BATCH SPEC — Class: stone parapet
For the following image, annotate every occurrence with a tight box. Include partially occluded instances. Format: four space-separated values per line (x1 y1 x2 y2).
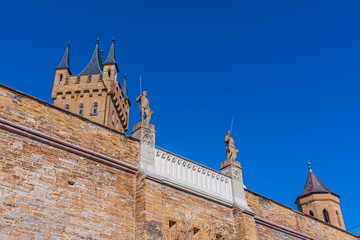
154 147 233 205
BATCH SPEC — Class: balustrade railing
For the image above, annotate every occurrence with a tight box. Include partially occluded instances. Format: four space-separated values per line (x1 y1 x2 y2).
155 148 233 203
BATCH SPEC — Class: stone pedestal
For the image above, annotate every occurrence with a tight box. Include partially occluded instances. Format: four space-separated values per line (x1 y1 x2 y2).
132 121 156 175
132 122 163 239
220 159 254 215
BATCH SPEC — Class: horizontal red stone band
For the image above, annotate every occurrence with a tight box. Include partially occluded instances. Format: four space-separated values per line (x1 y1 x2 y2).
255 216 312 240
0 118 138 174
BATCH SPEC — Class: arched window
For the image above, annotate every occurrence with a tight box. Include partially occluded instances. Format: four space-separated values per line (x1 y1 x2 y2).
59 74 63 84
116 120 119 129
78 104 84 116
323 209 331 224
92 102 98 115
112 110 115 125
108 70 111 80
309 211 314 217
64 104 70 111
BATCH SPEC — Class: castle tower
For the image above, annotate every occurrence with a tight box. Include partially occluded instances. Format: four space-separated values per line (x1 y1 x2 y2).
295 163 345 229
51 39 130 132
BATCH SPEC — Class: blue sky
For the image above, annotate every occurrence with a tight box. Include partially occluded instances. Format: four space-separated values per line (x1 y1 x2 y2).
1 0 359 233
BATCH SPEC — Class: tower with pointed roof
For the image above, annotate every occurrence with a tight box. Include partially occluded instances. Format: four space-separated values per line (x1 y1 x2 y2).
295 163 345 230
51 39 130 132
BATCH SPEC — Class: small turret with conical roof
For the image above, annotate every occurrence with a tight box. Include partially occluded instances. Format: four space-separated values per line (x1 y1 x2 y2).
55 43 70 72
296 162 345 230
51 38 130 132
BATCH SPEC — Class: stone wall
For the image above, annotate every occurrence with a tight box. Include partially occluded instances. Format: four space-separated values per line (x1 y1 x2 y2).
0 84 138 166
246 189 359 240
136 176 237 240
0 83 359 239
0 84 139 239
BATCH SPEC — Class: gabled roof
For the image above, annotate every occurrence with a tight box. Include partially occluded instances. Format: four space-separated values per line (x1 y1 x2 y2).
55 43 70 70
298 169 333 198
80 40 103 75
104 38 116 65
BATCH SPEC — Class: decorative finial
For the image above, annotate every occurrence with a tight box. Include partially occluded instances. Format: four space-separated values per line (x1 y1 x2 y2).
96 37 99 44
308 161 312 172
100 49 103 56
67 42 70 47
112 36 115 43
124 73 127 78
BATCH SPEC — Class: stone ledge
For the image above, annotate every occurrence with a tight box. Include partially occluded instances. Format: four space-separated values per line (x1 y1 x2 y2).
0 117 138 174
255 216 312 240
145 174 234 208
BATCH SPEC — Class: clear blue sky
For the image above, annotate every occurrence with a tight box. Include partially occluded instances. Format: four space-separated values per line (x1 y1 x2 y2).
1 0 359 233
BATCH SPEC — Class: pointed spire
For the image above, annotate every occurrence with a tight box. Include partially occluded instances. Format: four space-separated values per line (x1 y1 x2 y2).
122 73 128 99
56 43 70 70
104 37 117 65
79 39 103 75
298 165 332 198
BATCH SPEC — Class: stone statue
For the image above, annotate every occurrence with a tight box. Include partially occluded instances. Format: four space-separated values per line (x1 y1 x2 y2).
225 131 239 161
136 91 153 124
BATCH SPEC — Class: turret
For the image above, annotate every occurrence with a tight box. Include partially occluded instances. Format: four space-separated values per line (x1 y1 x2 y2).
295 163 345 229
51 39 130 132
53 43 71 98
103 37 118 84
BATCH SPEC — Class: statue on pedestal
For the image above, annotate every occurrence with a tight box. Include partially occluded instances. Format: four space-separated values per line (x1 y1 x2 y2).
225 131 239 162
136 91 153 124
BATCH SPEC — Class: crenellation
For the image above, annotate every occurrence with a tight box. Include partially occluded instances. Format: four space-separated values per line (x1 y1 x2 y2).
51 41 129 132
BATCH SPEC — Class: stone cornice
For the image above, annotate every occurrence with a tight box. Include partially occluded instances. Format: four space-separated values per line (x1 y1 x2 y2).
0 118 138 174
254 216 312 240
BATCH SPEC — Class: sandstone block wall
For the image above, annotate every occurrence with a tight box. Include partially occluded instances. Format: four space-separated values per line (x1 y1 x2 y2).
1 83 359 239
0 129 135 239
246 189 358 240
152 179 236 239
0 84 139 239
0 84 138 166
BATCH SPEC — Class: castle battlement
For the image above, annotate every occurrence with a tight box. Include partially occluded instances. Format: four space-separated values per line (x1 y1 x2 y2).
51 39 130 132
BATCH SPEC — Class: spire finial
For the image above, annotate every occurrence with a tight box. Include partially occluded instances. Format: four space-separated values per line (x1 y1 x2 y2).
112 36 115 43
55 42 71 70
79 40 103 75
104 38 117 66
122 73 129 99
308 161 312 172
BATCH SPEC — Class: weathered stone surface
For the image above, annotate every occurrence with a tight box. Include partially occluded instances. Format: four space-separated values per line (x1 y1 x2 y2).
246 189 358 240
0 83 358 239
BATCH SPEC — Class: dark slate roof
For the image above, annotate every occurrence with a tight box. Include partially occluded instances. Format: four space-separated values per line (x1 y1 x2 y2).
122 74 128 99
298 170 332 197
80 40 103 75
56 43 70 70
104 38 117 65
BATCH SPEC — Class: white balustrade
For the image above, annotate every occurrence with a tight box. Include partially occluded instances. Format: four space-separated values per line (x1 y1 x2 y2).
155 148 233 203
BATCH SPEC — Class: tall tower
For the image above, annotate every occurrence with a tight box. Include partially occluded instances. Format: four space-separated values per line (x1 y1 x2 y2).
51 39 130 132
295 163 345 229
